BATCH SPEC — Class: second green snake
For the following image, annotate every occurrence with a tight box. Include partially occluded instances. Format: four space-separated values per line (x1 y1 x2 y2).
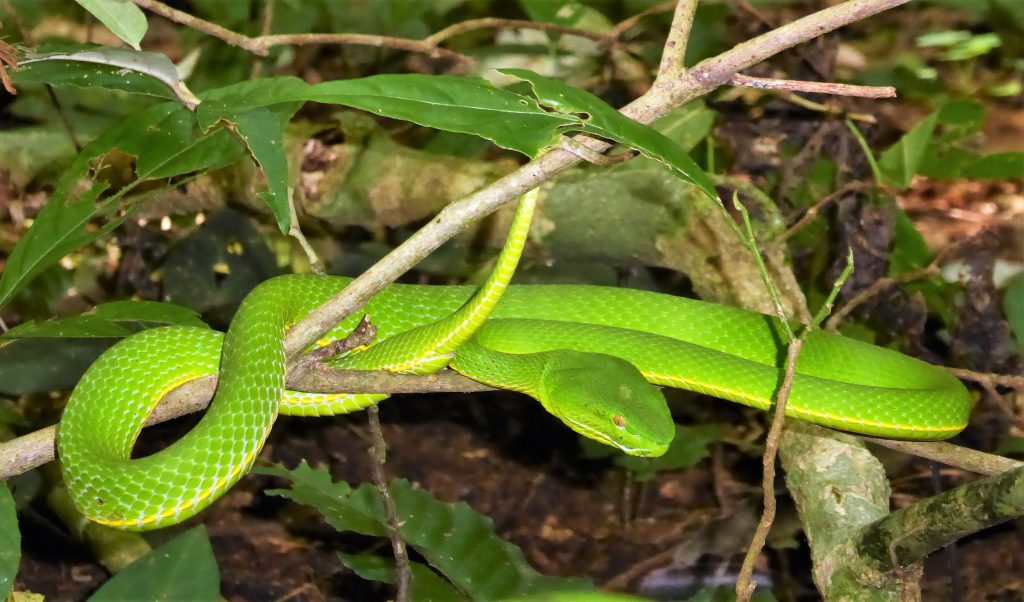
57 189 971 531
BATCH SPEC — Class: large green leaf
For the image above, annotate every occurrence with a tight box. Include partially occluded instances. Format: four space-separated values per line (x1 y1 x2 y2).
0 483 19 601
74 1 148 50
89 526 219 601
261 463 590 600
962 152 1024 179
214 107 291 232
18 48 180 100
2 300 205 340
304 75 575 156
200 75 573 157
500 69 716 199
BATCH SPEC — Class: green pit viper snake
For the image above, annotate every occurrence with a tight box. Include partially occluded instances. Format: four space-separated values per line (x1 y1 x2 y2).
57 188 971 531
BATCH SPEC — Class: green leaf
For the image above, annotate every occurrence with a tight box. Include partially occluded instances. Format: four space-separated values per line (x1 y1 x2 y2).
499 69 717 199
15 50 179 100
0 483 20 601
878 109 939 189
212 107 291 232
89 526 219 602
198 75 569 158
261 463 590 600
962 152 1024 179
2 300 205 340
304 75 575 157
889 207 933 275
1005 273 1024 351
580 425 718 481
74 0 148 50
338 553 468 602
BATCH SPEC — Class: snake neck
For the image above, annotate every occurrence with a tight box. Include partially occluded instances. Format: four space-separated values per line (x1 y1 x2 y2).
338 187 539 374
430 186 538 356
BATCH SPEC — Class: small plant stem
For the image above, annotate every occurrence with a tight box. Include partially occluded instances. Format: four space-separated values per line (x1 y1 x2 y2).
366 406 411 602
286 188 324 274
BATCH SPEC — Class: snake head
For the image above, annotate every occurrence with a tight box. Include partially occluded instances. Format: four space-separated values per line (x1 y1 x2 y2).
537 351 674 457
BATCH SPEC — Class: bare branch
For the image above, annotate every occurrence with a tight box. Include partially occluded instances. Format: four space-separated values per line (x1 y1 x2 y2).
0 369 493 480
260 33 469 64
655 0 698 81
424 17 607 46
131 0 268 55
736 338 803 601
729 73 896 98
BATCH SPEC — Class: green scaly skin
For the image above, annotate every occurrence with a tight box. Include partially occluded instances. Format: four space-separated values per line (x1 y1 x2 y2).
57 189 971 531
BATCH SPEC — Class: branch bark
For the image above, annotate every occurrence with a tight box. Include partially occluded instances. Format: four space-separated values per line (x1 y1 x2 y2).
0 369 493 480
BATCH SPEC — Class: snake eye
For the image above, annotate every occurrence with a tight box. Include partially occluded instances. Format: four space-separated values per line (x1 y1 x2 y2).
612 415 627 429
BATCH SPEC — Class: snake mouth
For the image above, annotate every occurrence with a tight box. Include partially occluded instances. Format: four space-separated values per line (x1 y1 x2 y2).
559 414 668 457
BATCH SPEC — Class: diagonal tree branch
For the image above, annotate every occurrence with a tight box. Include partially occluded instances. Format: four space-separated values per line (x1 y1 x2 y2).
281 0 914 362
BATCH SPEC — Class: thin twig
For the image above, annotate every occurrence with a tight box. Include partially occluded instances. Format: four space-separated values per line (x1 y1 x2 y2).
825 266 939 330
424 17 607 46
131 0 268 55
736 338 804 601
296 317 377 365
729 73 896 98
944 368 1024 391
250 0 276 79
366 406 411 602
769 181 874 251
260 33 468 64
655 0 698 81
